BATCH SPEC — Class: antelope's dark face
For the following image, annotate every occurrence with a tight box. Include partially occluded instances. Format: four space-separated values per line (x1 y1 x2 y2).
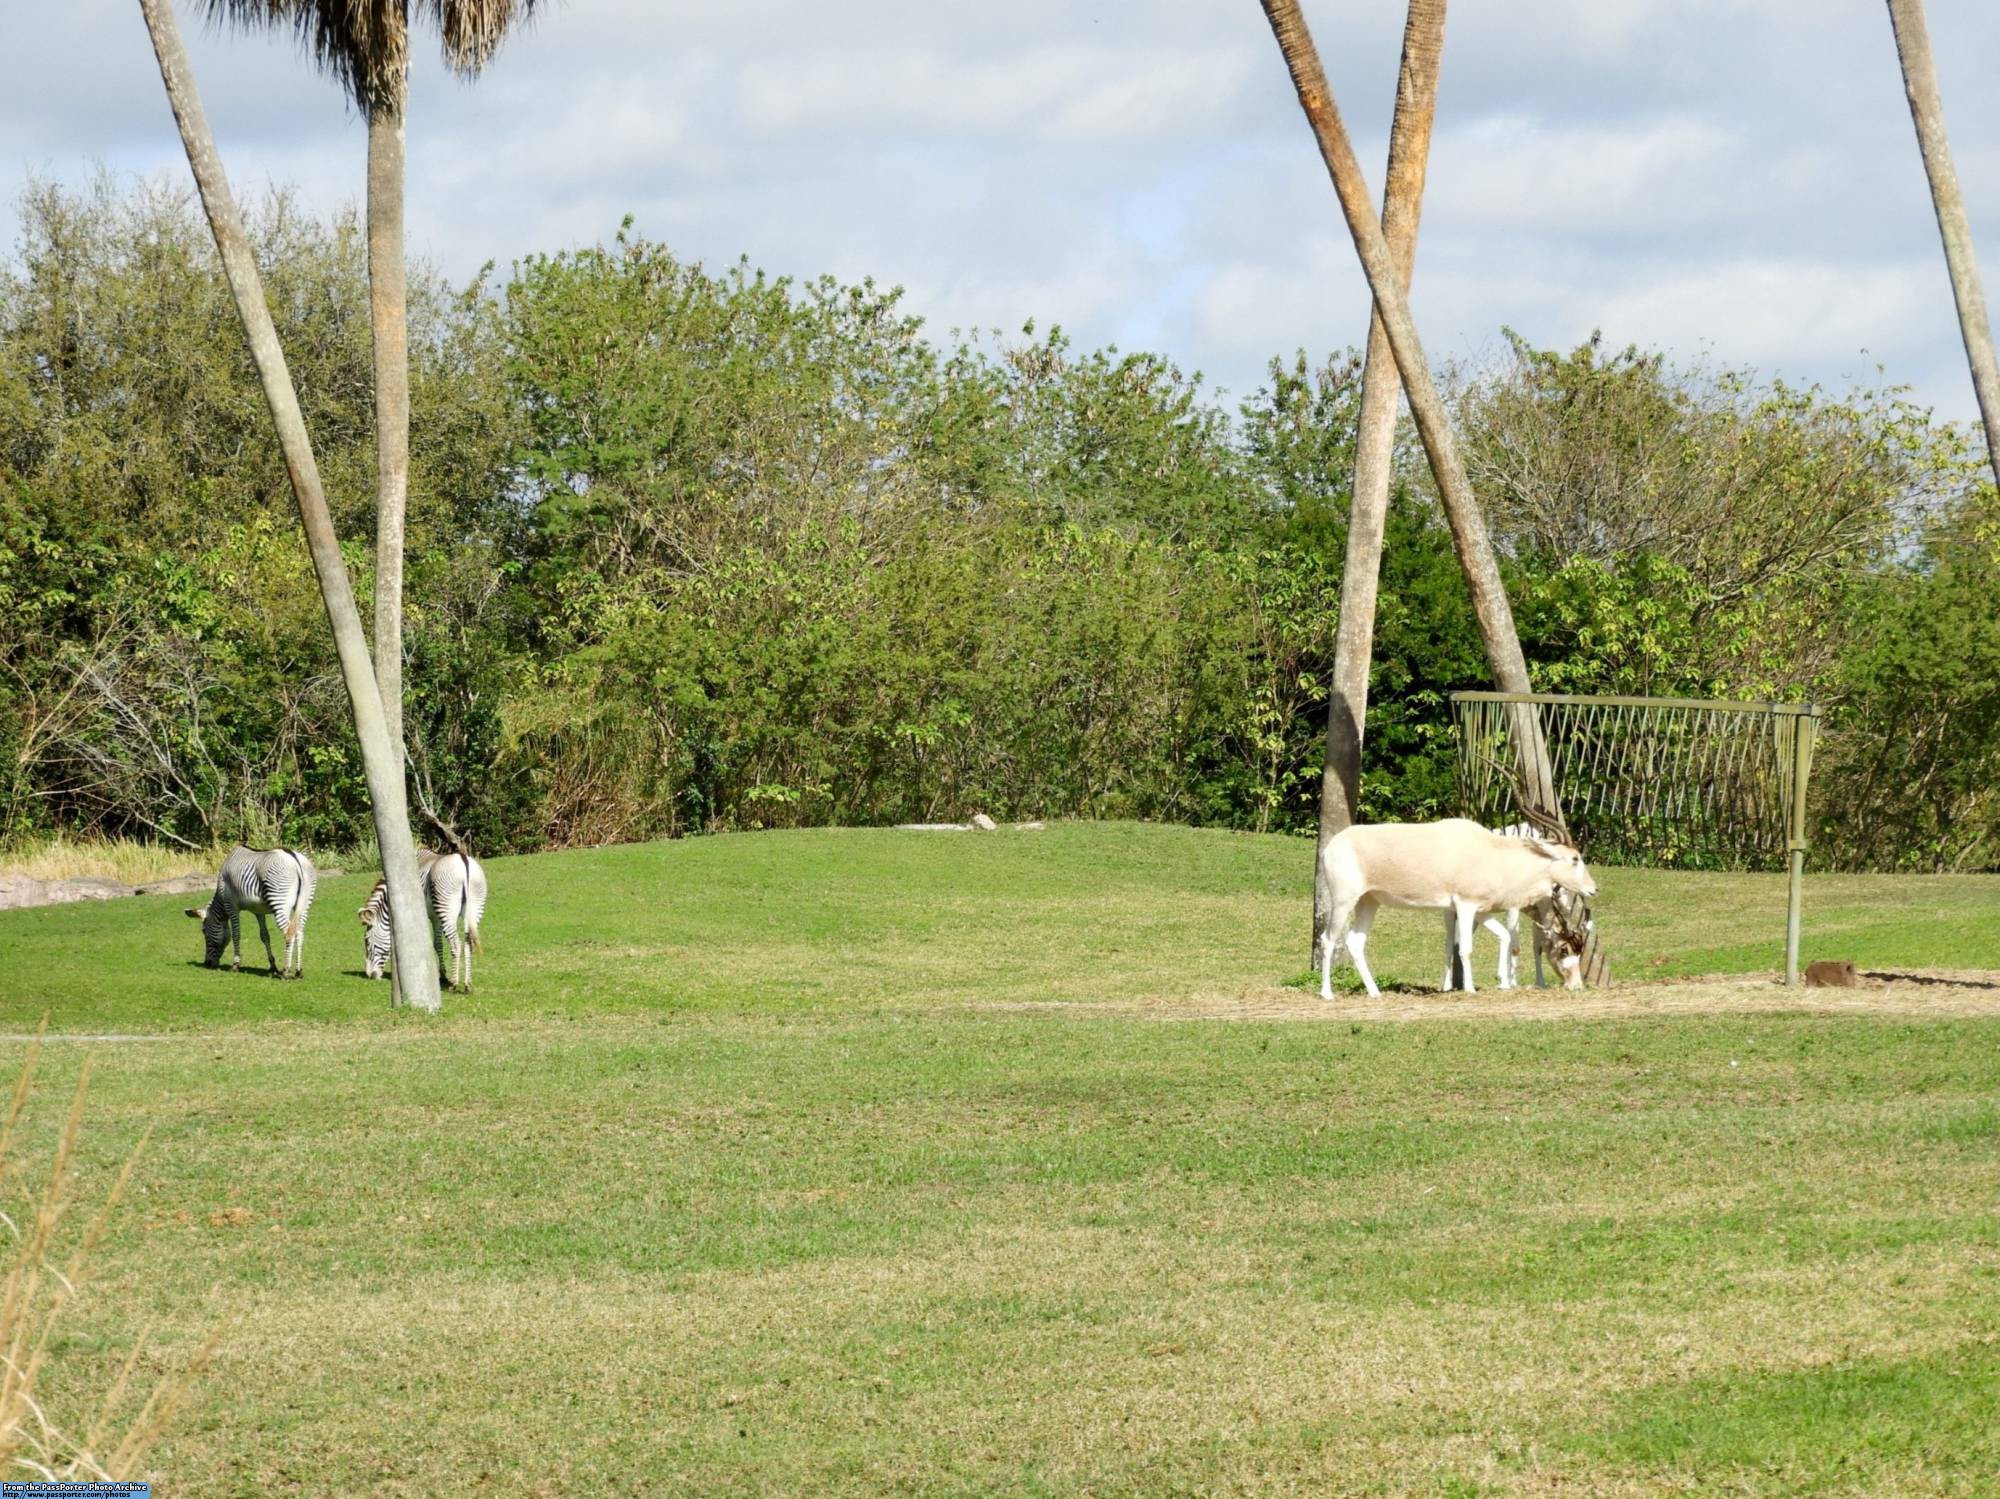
1538 909 1593 990
184 899 227 967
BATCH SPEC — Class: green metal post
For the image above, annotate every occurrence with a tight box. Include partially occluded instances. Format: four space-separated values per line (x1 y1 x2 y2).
1784 706 1817 986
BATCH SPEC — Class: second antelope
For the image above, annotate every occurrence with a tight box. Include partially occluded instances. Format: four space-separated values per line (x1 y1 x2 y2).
1442 823 1593 992
360 848 488 992
1318 819 1597 1000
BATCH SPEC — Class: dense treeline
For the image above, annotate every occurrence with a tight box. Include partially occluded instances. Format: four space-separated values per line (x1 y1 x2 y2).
2 178 1995 869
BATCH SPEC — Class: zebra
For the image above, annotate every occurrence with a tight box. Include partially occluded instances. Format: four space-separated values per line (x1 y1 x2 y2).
185 845 317 978
359 848 488 991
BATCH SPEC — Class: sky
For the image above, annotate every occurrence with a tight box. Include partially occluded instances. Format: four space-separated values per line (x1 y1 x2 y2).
5 0 1999 421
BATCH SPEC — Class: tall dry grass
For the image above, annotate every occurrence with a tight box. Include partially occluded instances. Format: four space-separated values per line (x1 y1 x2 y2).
0 1024 210 1482
0 835 362 887
0 837 223 887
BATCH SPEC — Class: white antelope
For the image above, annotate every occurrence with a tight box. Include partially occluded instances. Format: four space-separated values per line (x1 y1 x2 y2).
1318 819 1597 1000
1440 823 1592 992
359 848 488 992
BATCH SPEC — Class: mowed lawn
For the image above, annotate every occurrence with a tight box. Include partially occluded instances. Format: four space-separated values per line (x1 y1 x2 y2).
1 824 1997 1495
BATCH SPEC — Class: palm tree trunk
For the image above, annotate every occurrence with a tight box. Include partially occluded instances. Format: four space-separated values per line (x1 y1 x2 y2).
1314 0 1447 953
1257 0 1531 700
138 0 441 1012
1262 0 1567 979
1885 0 2000 491
368 79 412 771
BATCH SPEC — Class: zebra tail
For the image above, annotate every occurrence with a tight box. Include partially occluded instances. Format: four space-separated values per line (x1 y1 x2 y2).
284 848 307 941
461 855 479 949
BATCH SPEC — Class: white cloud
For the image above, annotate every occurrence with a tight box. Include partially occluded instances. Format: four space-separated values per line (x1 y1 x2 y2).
3 0 1998 424
1592 258 1941 366
737 44 1257 146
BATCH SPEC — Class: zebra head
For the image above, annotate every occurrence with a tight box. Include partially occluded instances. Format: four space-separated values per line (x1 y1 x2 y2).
357 880 393 979
184 897 228 968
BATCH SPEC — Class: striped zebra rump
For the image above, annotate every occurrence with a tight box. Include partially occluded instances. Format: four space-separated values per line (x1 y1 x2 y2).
360 849 488 987
187 844 316 975
425 853 488 949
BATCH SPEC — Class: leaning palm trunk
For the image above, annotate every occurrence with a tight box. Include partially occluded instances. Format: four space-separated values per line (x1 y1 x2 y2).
368 73 412 772
1260 0 1567 973
1314 0 1447 953
1257 0 1531 699
139 0 440 1011
1885 0 2000 491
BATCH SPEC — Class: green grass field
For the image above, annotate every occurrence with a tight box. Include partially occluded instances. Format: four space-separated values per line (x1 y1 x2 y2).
3 824 1998 1495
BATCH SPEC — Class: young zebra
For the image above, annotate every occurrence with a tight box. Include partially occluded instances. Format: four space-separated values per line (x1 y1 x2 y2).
359 848 488 992
185 845 317 978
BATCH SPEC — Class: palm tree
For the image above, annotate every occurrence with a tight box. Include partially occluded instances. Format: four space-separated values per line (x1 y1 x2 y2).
1314 0 1447 952
1885 0 2000 491
1257 0 1530 699
137 0 441 1009
202 1 541 768
1259 0 1567 978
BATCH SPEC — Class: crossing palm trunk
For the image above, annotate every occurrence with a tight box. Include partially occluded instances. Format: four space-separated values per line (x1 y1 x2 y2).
1257 0 1532 701
1885 0 2000 492
368 74 412 772
1260 0 1566 981
1314 0 1447 955
139 0 441 1011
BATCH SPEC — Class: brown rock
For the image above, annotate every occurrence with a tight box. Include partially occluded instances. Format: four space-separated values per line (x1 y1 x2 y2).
1804 959 1859 987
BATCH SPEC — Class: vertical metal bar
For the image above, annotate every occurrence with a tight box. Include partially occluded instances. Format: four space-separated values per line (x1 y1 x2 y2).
1784 706 1813 986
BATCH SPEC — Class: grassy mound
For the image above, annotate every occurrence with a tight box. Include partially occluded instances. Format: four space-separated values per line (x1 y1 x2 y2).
5 822 1997 1030
1 824 1996 1494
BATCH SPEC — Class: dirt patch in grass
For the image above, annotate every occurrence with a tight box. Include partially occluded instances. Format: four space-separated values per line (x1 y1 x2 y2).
991 968 2000 1023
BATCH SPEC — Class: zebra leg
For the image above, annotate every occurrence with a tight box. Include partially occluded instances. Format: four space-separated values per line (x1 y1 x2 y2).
230 909 244 972
432 916 451 992
254 912 280 976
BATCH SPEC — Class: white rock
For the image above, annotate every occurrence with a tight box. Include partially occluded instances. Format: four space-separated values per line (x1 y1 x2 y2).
0 874 135 911
970 813 998 831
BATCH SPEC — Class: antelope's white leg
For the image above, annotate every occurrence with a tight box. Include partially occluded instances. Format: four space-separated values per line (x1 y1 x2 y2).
1451 901 1478 993
1346 900 1380 998
1483 913 1515 989
1319 904 1352 1001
